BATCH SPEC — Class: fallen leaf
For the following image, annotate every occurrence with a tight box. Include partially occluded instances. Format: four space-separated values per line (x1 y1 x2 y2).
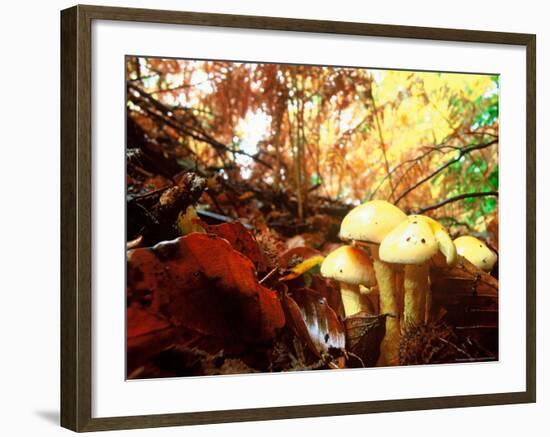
286 288 345 355
176 206 205 235
127 304 179 373
309 275 345 320
202 221 267 271
280 255 325 281
281 294 321 358
344 312 388 367
127 234 285 344
279 246 322 269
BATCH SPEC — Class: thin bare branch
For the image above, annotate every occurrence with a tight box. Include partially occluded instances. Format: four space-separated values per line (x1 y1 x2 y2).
394 139 498 205
414 191 498 214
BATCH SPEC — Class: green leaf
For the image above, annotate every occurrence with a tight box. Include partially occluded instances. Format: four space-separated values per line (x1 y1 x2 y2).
481 196 497 214
488 167 499 190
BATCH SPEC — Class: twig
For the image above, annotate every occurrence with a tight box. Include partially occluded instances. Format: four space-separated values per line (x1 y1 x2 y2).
346 351 366 368
259 267 278 284
394 139 498 205
414 191 498 214
128 83 273 169
435 216 474 231
438 336 470 358
366 83 396 197
369 142 455 200
205 191 227 217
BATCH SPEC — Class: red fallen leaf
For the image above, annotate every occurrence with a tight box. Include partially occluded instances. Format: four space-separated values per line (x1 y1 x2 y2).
127 303 171 338
127 234 285 344
285 288 345 355
127 246 176 308
127 304 180 373
202 221 267 271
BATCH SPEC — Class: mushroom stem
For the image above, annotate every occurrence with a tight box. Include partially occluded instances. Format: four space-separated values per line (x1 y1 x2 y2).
425 285 432 324
403 263 430 328
340 283 364 317
372 249 400 366
394 269 404 333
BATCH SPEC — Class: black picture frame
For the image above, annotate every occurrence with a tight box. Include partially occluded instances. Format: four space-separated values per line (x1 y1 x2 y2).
61 4 536 432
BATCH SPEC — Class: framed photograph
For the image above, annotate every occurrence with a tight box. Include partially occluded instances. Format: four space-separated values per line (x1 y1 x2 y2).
60 4 536 432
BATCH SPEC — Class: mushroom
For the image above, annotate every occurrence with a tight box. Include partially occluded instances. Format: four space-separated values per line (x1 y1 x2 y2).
421 215 457 268
379 215 455 328
454 236 497 272
339 200 407 366
418 216 457 323
320 245 377 317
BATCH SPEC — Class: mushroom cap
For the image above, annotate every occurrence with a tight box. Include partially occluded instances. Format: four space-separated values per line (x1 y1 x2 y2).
320 245 376 286
454 236 497 271
415 215 457 267
379 216 439 264
339 200 407 244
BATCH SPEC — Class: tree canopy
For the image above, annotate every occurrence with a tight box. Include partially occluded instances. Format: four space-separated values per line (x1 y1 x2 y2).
127 57 498 234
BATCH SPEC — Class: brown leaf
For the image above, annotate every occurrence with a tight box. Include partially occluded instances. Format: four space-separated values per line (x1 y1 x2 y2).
127 234 285 344
309 275 345 320
127 304 179 373
430 255 499 353
203 221 267 271
344 312 388 367
281 293 321 359
431 255 498 303
286 288 345 355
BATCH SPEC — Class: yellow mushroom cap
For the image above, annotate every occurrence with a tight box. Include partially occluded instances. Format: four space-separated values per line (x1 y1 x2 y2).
379 216 439 264
414 215 457 267
454 236 497 271
339 200 407 244
320 245 376 286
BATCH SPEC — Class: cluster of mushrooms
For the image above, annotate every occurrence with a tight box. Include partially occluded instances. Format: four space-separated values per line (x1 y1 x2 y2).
320 200 497 366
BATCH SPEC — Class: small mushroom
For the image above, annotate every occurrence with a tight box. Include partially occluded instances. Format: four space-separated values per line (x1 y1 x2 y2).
421 215 457 267
454 235 497 272
379 215 454 328
320 245 376 318
417 216 457 323
339 200 407 365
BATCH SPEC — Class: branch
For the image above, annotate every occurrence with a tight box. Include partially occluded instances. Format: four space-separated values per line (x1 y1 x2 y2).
435 216 474 231
414 191 498 214
369 141 459 200
128 83 273 169
394 139 498 205
366 84 396 196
